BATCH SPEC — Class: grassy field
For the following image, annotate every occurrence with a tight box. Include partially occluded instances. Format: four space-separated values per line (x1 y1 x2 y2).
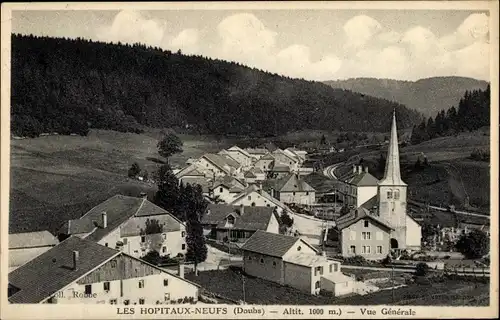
9 129 237 234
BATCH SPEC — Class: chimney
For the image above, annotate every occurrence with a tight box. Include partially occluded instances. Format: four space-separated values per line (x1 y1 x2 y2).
358 166 363 174
72 250 79 271
365 166 369 173
101 211 108 229
239 204 245 215
178 261 185 279
352 165 356 174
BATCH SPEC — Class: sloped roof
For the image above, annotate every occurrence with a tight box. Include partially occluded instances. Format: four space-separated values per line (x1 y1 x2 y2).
273 148 298 163
213 175 246 189
229 185 290 212
245 148 268 155
227 146 252 158
260 153 275 161
175 163 204 178
244 171 257 178
203 153 241 172
347 172 379 186
321 273 354 284
284 253 326 267
9 231 59 249
276 174 316 192
272 163 291 172
202 204 274 231
335 208 393 231
8 236 119 303
241 230 301 258
251 167 264 174
360 195 379 211
59 195 170 242
120 214 183 237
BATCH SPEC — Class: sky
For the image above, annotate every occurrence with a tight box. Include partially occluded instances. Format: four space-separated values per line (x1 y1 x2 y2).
12 9 491 81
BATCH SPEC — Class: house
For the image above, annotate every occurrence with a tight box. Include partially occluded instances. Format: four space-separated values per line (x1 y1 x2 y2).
195 153 242 178
334 208 393 260
335 111 422 258
273 174 316 205
270 163 293 179
201 204 280 242
175 164 207 180
229 184 291 216
253 153 275 173
9 231 59 272
244 167 266 183
224 146 254 168
209 182 244 203
8 236 199 304
286 147 308 162
241 231 354 296
244 148 269 160
272 149 299 170
337 165 379 208
57 195 187 259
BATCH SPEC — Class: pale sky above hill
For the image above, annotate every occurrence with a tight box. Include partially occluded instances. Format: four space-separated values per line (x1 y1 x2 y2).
12 9 491 81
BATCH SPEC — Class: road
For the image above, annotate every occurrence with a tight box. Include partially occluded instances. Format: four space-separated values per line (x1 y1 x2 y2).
323 162 343 180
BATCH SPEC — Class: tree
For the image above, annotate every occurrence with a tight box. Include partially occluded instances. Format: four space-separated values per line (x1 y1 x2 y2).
128 162 141 178
183 184 208 273
157 133 183 162
154 164 180 214
142 170 149 181
455 229 489 259
141 218 164 235
415 262 429 276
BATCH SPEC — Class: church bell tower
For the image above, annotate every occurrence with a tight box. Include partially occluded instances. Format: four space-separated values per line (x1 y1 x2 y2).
378 110 408 249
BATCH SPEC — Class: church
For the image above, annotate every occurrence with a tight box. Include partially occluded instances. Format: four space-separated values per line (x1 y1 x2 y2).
335 111 422 260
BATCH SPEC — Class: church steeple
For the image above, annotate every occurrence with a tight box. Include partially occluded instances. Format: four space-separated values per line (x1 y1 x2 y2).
379 110 406 186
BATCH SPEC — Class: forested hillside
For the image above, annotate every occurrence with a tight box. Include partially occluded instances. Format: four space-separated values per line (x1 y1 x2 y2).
325 77 489 117
11 34 423 138
410 86 490 145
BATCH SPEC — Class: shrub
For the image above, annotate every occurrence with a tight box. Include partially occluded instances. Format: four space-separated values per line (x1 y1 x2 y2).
319 289 334 297
415 262 430 276
344 255 368 266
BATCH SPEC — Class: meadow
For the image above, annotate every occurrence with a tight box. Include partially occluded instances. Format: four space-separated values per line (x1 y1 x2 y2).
9 129 236 234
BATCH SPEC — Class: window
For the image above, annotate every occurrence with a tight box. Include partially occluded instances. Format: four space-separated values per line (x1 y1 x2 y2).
260 258 264 264
220 187 223 193
164 279 169 286
103 282 110 291
162 246 166 253
334 263 338 272
293 192 296 196
362 246 371 254
110 299 117 305
272 261 277 268
364 221 369 228
124 300 130 305
394 190 400 200
251 202 256 207
362 232 371 240
297 246 302 251
248 196 251 200
306 192 309 196
315 281 320 289
376 231 383 241
164 293 170 302
123 238 128 245
84 285 92 295
349 246 356 254
315 266 322 276
110 260 117 268
182 231 186 237
162 233 166 240
387 190 393 199
105 243 108 247
139 298 145 305
247 255 252 260
182 244 186 250
138 280 144 289
141 236 146 243
377 246 383 254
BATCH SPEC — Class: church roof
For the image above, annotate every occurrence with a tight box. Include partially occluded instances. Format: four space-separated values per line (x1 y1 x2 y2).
379 111 407 186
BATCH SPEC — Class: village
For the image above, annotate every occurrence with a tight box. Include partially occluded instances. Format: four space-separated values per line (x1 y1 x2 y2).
7 112 490 305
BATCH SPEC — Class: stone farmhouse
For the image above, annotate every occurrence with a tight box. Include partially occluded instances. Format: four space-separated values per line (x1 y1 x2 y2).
8 236 198 304
241 231 355 297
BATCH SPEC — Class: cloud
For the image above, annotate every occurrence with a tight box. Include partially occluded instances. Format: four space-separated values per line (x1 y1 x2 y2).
171 28 199 54
96 10 165 47
440 13 489 51
343 15 382 49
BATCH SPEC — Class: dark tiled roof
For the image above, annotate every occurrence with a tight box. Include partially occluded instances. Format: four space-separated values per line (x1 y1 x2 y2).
204 153 241 171
245 148 268 154
360 195 379 211
8 236 119 303
9 231 58 249
276 174 316 192
202 204 274 231
59 195 170 242
241 230 300 257
335 208 393 231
